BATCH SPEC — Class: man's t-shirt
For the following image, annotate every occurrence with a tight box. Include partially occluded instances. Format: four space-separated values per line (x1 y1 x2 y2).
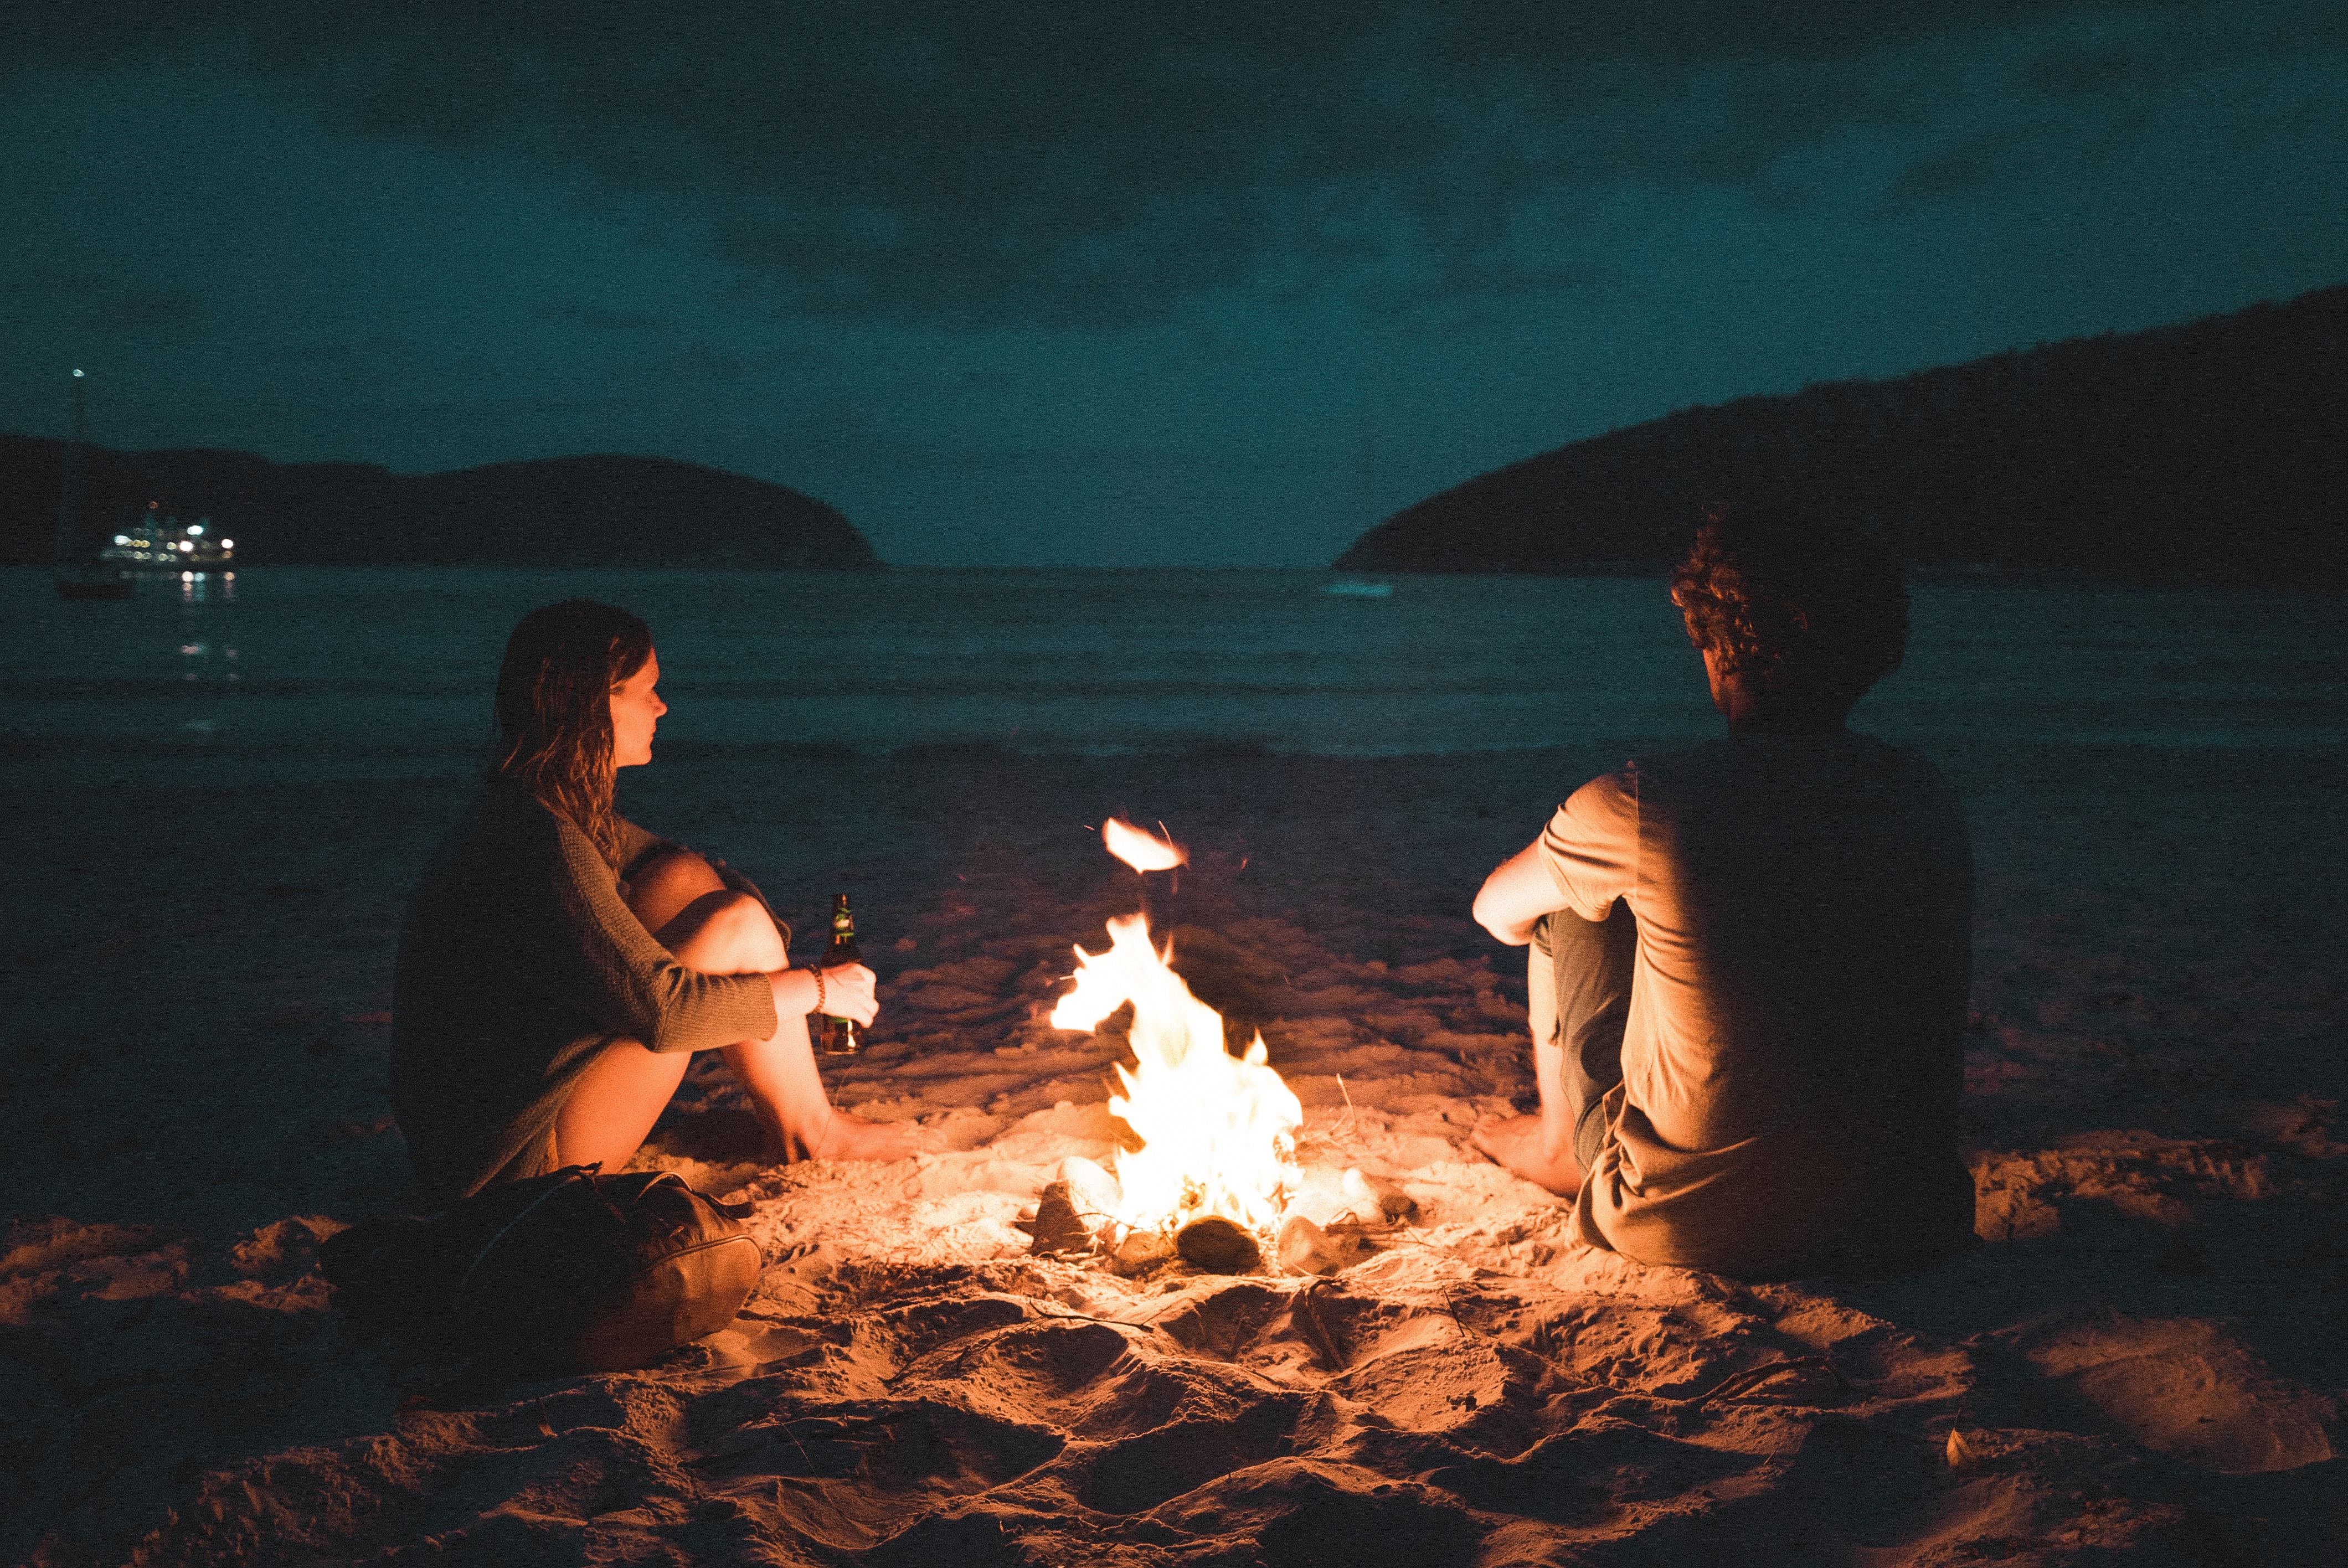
1539 732 1979 1277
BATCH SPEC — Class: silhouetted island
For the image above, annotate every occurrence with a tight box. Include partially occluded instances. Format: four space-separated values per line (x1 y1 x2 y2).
0 442 881 569
1337 284 2346 587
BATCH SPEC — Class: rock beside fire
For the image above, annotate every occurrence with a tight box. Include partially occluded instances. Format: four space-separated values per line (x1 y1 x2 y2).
1285 1168 1420 1234
1019 1184 1094 1256
1059 1157 1124 1233
1019 1158 1127 1258
1266 1168 1419 1276
1275 1214 1349 1276
1343 1168 1419 1224
1174 1215 1262 1274
1109 1228 1175 1276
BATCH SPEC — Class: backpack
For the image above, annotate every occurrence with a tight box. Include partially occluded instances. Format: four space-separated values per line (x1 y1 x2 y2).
320 1165 763 1374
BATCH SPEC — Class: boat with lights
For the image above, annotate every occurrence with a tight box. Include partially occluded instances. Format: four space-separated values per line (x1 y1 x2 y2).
99 502 237 577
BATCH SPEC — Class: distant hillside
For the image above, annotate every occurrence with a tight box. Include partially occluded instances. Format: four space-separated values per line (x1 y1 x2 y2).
1337 284 2347 586
0 442 881 568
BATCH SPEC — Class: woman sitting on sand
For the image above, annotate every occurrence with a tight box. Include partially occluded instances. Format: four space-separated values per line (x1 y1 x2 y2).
389 599 914 1204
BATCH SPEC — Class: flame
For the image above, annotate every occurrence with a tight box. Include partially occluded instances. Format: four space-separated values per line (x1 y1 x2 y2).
1101 816 1187 872
1051 911 1300 1234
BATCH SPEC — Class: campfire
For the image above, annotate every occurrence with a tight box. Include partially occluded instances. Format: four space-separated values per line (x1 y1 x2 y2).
1041 819 1414 1276
1052 819 1302 1234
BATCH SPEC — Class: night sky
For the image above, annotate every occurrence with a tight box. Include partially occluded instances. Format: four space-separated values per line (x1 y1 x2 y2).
4 4 2344 566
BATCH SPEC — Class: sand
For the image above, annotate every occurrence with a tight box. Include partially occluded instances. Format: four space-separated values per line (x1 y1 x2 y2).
3 739 2343 1565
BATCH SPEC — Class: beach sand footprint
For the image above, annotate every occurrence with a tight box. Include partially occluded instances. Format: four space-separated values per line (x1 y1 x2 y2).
1985 1306 2336 1474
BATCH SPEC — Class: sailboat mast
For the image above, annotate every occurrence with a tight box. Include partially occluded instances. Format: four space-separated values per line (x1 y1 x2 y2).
53 369 85 568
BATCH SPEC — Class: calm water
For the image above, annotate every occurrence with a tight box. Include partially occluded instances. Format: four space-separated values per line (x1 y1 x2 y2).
2 567 2342 772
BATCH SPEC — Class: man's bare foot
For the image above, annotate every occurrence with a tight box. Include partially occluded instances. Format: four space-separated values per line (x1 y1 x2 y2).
1470 1112 1584 1196
768 1109 919 1165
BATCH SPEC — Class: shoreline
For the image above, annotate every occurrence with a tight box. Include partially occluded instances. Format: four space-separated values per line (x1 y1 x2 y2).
16 561 2348 591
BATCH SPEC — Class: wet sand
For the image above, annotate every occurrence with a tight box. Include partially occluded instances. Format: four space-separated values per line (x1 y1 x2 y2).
3 739 2343 1564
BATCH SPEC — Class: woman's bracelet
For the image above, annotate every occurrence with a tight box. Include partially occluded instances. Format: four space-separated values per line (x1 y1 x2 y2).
812 966 827 1017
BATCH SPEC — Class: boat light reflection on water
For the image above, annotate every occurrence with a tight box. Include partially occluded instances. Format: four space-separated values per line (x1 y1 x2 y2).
178 570 235 603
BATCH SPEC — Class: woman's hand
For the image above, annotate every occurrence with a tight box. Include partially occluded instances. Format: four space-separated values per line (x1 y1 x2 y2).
771 962 878 1024
770 962 883 1023
815 962 878 1024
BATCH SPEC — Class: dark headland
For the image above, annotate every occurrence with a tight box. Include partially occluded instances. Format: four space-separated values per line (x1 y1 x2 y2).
0 443 881 569
1337 283 2347 587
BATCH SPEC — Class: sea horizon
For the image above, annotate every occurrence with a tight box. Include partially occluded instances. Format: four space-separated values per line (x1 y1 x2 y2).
6 566 2342 780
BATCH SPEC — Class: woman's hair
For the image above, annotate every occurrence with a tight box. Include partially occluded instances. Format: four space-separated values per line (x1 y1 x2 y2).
490 599 653 867
1669 506 1909 711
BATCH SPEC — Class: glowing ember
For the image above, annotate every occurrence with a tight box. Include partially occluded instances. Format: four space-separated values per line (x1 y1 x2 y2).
1101 816 1187 871
1052 831 1300 1235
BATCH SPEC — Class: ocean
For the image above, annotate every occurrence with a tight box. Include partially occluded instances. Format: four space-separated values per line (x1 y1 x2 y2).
3 566 2342 780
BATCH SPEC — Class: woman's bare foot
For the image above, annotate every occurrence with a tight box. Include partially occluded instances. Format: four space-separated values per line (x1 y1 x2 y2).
1470 1111 1584 1196
768 1108 919 1165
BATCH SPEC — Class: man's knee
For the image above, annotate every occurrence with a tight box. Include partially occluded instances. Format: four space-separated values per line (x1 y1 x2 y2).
1549 900 1636 981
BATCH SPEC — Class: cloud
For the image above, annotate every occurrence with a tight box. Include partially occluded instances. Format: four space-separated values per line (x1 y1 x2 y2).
276 334 418 363
653 343 758 381
13 269 210 336
2018 42 2153 96
267 334 428 388
627 342 828 382
83 288 205 332
1883 122 2073 204
13 268 114 297
5 2 2339 326
535 300 677 332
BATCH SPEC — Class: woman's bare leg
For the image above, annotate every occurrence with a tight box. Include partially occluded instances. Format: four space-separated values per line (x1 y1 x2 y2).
722 1018 917 1163
553 1034 692 1173
553 853 742 1170
555 849 914 1168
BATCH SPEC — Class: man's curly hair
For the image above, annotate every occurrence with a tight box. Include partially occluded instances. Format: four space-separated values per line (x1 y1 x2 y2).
1669 506 1909 710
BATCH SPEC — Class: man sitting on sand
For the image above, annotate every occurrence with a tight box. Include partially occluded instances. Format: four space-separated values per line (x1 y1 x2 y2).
1471 508 1979 1278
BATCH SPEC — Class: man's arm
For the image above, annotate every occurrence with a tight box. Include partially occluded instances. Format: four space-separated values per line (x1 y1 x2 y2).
1473 838 1567 947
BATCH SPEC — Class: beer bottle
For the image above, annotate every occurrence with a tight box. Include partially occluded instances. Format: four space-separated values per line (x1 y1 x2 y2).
816 892 861 1055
